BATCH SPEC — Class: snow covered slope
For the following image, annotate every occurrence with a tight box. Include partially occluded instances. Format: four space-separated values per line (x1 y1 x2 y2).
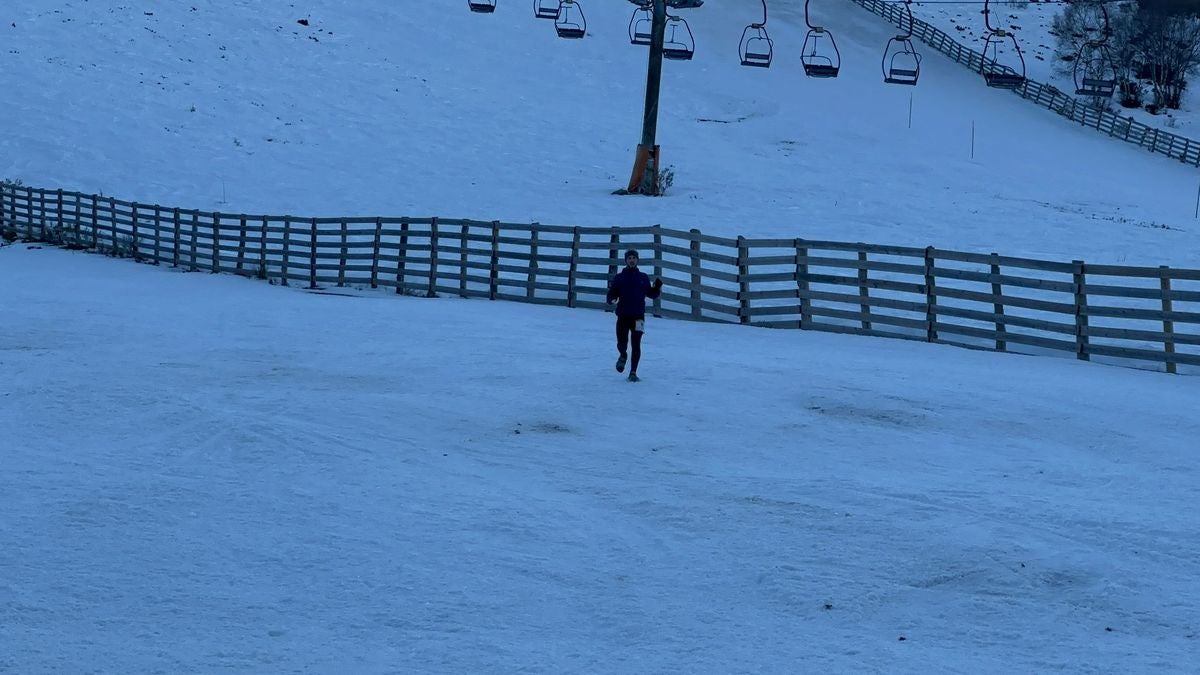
0 0 1197 268
2 243 1198 673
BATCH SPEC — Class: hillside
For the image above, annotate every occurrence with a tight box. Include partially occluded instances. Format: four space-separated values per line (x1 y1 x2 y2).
1 0 1198 267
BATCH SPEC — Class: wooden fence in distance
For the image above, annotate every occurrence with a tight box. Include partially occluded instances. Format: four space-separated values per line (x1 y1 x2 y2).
2 184 1198 374
850 0 1200 167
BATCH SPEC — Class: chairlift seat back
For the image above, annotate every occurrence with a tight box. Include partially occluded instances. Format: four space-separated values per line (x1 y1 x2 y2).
663 45 694 60
803 62 839 78
1077 78 1116 97
984 72 1024 89
535 0 559 19
742 51 772 67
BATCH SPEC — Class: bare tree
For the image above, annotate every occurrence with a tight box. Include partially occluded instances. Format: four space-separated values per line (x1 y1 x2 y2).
1134 10 1200 109
1051 0 1113 74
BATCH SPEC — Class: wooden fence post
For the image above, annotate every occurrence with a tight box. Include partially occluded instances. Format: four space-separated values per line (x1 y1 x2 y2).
106 196 116 255
567 226 580 308
36 187 46 240
24 187 35 240
281 216 291 285
151 206 162 263
337 219 348 287
211 212 221 273
74 193 84 247
55 189 65 244
16 186 25 239
171 208 181 266
370 217 382 289
737 236 751 324
427 216 439 297
459 223 469 298
308 217 318 289
924 246 938 342
189 211 200 271
260 216 269 281
131 202 141 261
1160 265 1176 374
652 224 663 318
489 220 500 301
690 229 703 320
1072 260 1089 361
991 253 1006 351
858 249 871 331
237 216 249 275
527 224 539 302
608 230 620 281
394 217 408 294
795 239 810 330
87 196 97 249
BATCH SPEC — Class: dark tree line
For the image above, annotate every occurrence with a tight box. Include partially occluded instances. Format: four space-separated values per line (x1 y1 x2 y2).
1054 0 1200 112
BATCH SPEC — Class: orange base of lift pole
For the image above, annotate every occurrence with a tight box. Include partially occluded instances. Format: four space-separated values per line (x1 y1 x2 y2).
626 144 661 194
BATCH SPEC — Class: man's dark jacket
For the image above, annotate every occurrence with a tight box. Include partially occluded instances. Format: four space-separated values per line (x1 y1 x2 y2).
607 268 662 317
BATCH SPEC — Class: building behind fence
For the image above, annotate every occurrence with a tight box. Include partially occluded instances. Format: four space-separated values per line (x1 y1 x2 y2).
850 0 1200 167
2 183 1198 374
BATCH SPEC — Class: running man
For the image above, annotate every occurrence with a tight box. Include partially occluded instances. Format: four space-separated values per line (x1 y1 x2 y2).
606 249 663 382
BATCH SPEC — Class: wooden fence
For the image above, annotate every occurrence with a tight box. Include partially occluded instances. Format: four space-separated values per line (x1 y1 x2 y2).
850 0 1200 167
2 184 1198 374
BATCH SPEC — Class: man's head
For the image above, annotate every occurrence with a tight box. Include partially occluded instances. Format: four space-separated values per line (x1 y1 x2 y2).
624 249 639 268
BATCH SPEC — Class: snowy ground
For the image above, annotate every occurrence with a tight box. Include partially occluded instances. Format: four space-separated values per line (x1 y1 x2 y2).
910 0 1200 134
2 244 1199 673
3 2 1199 670
1 0 1199 268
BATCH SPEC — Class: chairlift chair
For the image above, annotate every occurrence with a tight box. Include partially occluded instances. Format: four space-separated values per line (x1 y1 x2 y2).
884 38 921 85
555 0 586 39
1072 5 1117 97
1074 44 1117 97
882 1 920 85
661 15 695 61
802 28 841 78
468 0 497 13
980 0 1025 89
629 2 653 46
739 1 773 68
981 31 1025 88
801 0 840 78
740 25 773 68
534 0 559 20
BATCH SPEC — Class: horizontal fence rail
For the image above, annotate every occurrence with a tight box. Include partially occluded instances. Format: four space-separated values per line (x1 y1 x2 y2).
2 184 1197 374
850 0 1200 167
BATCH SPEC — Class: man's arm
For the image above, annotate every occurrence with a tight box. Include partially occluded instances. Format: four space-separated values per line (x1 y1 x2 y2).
607 275 621 304
647 276 663 300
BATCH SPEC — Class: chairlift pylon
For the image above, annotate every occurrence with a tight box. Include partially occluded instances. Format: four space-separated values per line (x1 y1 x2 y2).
801 0 840 78
739 0 773 68
980 0 1026 89
882 0 921 85
629 1 653 46
662 14 695 61
1073 4 1117 97
554 0 586 39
